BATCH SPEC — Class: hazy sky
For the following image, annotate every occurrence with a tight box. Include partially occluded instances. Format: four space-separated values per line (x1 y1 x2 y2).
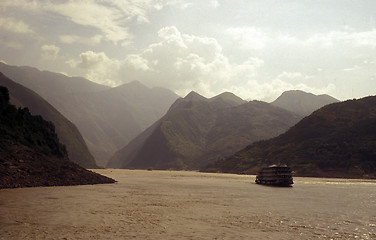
1 0 376 101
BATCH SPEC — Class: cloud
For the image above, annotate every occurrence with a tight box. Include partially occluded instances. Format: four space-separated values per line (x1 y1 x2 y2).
278 29 376 48
127 26 266 97
45 1 131 45
226 27 268 50
0 0 177 46
343 65 361 72
0 38 24 49
68 51 121 86
59 34 103 45
210 0 220 8
0 17 33 34
226 27 376 52
276 71 312 80
103 0 175 23
68 26 339 100
41 44 60 60
68 26 265 98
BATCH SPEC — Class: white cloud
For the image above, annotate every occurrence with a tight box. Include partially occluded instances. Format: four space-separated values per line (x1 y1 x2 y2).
343 65 361 72
59 34 103 45
276 71 312 80
69 26 336 100
68 51 121 86
210 0 220 8
278 29 376 48
124 55 150 71
0 0 178 46
135 26 265 97
103 0 174 23
68 26 265 98
226 27 268 50
45 1 131 45
237 28 376 52
41 44 60 60
0 17 33 34
0 38 23 49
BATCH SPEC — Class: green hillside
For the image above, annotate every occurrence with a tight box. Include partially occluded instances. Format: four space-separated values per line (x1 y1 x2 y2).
204 96 376 179
0 86 115 188
0 73 98 168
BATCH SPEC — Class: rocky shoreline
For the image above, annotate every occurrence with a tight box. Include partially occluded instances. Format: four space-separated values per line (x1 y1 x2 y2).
0 140 115 189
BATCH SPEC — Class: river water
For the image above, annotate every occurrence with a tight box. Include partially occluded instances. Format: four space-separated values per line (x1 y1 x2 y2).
0 169 375 239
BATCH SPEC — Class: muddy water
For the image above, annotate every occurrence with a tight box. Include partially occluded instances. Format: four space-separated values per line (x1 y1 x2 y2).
1 170 375 239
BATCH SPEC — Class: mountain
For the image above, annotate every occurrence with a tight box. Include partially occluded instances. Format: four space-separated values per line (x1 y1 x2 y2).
0 62 109 99
209 92 246 106
0 72 97 168
0 86 115 188
271 90 339 116
107 92 302 170
204 96 376 179
51 80 179 166
0 63 179 166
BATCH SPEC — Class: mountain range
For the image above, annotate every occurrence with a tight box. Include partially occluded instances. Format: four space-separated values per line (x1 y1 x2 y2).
107 91 303 170
0 62 343 171
0 72 97 168
0 86 115 188
204 96 376 179
0 63 179 166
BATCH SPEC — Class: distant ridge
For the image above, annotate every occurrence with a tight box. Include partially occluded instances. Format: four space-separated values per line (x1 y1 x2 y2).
0 62 109 99
271 90 339 116
204 96 376 179
107 92 301 170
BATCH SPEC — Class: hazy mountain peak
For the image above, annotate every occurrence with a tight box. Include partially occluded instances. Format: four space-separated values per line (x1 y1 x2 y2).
210 92 245 106
112 80 147 91
279 90 313 97
271 90 339 116
184 91 207 101
126 80 144 87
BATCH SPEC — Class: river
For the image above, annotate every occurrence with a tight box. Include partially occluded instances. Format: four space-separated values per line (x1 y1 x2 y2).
1 169 375 239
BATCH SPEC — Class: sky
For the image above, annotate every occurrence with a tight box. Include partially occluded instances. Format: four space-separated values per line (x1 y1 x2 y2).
0 0 376 101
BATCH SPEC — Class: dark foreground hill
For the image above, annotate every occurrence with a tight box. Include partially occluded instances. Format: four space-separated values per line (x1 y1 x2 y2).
0 86 115 188
108 92 302 170
0 72 97 168
0 63 179 166
204 96 376 179
271 90 339 116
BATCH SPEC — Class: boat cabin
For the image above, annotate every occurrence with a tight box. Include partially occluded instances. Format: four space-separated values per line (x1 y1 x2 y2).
255 165 293 186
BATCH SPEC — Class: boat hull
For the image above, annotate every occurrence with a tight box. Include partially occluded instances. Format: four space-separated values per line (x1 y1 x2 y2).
255 166 294 187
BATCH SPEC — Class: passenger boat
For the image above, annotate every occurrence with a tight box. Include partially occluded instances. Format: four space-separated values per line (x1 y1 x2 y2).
255 165 293 186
